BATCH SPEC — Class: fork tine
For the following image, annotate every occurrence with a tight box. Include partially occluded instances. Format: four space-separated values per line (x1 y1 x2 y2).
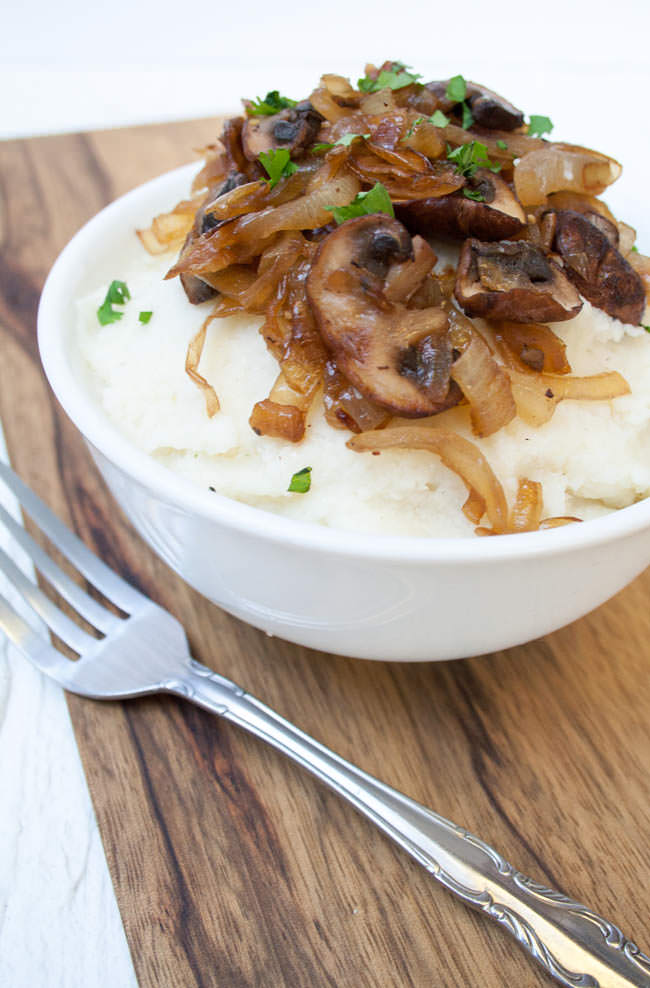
0 463 144 614
0 590 70 678
0 502 121 635
0 544 97 653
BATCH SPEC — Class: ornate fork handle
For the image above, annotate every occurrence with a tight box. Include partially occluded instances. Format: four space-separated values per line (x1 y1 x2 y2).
169 661 650 988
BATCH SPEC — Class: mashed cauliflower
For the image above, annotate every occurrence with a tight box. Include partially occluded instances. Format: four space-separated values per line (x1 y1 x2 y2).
75 238 650 537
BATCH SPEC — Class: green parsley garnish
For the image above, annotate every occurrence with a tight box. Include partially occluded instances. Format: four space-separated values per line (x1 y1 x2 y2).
444 75 475 131
312 132 370 153
358 62 421 93
463 188 486 202
138 311 153 324
447 141 501 178
405 110 449 139
527 115 553 138
430 109 450 128
631 245 639 253
643 325 650 333
405 117 424 138
496 139 508 151
461 102 474 129
326 182 394 224
247 90 297 116
338 131 370 146
288 466 312 493
97 280 130 326
259 148 298 188
445 75 467 102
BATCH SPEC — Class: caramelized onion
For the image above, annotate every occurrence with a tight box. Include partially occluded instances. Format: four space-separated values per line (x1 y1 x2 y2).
617 221 637 257
309 86 350 123
491 320 571 375
249 398 305 442
508 368 630 426
628 250 650 320
137 197 202 254
348 145 463 202
185 316 220 416
348 426 508 532
514 144 622 207
192 145 229 193
168 157 360 278
323 361 391 433
508 478 543 532
321 74 358 101
402 119 446 159
384 237 437 303
450 333 516 437
545 191 617 224
538 516 583 529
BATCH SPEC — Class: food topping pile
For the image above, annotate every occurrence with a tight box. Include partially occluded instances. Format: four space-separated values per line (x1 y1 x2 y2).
138 61 650 535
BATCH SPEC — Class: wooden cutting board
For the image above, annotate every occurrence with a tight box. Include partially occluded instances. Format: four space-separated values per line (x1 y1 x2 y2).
1 120 650 988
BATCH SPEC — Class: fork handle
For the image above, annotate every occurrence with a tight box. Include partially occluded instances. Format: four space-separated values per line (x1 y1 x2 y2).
172 660 649 988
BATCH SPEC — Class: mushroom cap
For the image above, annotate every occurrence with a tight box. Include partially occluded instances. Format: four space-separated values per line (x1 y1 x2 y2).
396 169 526 241
307 215 457 416
551 209 645 325
425 80 525 131
454 239 583 323
241 103 323 161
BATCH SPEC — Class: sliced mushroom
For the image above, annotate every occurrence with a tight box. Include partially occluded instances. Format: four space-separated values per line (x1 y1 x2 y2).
307 215 458 416
397 169 525 241
241 102 323 161
425 80 524 131
179 173 249 304
454 239 583 323
551 209 646 324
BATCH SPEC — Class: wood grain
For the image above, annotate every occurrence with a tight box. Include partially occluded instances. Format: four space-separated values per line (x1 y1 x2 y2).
1 120 650 988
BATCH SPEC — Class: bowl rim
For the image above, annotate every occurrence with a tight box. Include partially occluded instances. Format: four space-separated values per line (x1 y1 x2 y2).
37 161 650 564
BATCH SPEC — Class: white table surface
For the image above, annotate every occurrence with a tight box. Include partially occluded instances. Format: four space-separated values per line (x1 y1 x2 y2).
2 3 650 985
0 429 136 988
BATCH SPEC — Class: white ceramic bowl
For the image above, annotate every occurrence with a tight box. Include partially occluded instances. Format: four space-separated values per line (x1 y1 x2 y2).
37 164 650 661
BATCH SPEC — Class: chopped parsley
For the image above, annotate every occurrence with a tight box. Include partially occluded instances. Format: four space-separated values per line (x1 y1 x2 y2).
461 102 474 129
445 75 467 103
97 280 130 325
138 311 153 324
405 117 424 138
463 188 486 202
444 74 474 130
447 141 501 178
358 62 421 93
527 114 553 138
288 466 312 493
643 325 650 333
247 90 297 116
496 139 508 150
631 245 639 253
430 109 450 128
326 182 394 224
405 110 449 139
259 147 298 188
312 132 370 153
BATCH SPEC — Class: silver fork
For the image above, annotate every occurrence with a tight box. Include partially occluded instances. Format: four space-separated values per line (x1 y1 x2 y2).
0 461 648 988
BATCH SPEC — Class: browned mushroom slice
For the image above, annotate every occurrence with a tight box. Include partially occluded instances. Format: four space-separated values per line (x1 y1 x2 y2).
454 239 583 323
425 80 524 131
306 215 457 417
241 102 323 161
397 169 525 241
551 210 645 325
